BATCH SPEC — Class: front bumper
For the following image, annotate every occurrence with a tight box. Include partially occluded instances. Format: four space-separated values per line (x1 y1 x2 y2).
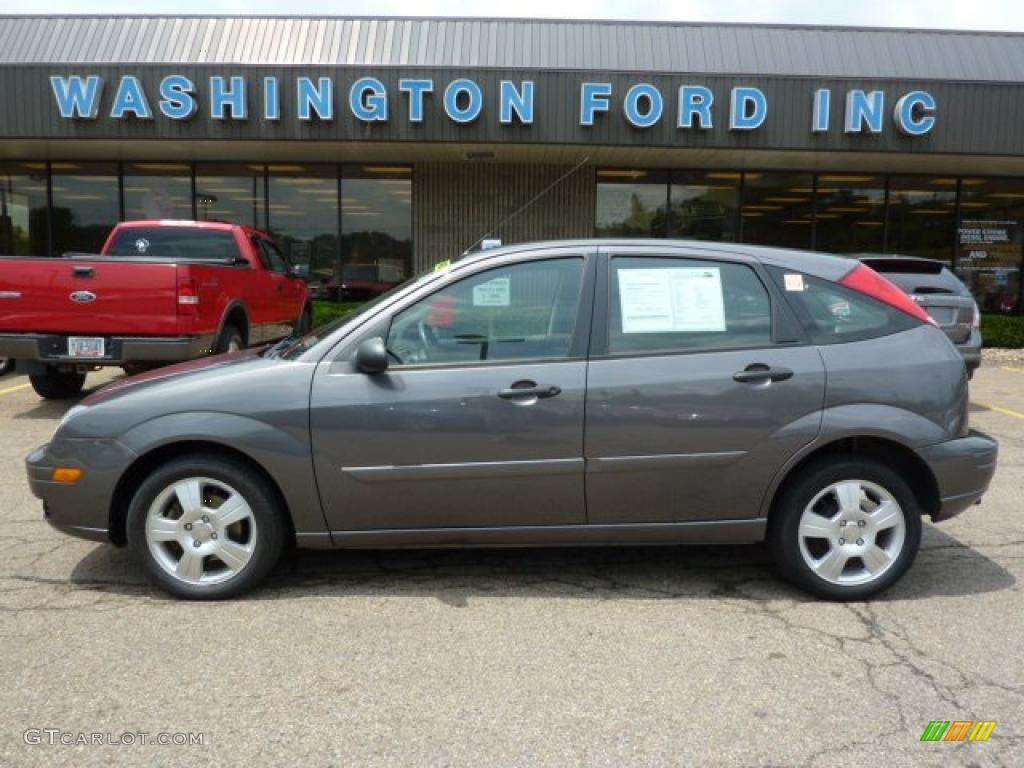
0 332 214 367
920 429 998 522
27 438 138 544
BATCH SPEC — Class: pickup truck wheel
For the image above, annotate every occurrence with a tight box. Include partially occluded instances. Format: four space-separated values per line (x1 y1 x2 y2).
29 369 86 399
0 357 12 375
296 306 313 336
769 458 921 601
126 454 286 599
215 326 245 355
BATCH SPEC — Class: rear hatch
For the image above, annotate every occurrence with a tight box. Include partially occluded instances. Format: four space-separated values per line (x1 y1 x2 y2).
0 256 180 336
860 258 974 344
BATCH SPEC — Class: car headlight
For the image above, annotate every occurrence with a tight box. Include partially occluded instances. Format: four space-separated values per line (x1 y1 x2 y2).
53 405 86 438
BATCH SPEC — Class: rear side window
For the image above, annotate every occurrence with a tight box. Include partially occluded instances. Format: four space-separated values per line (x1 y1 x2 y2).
105 227 241 261
607 257 772 355
767 267 917 344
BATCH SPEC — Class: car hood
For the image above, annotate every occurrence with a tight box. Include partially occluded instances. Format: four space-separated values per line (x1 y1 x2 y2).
82 348 268 406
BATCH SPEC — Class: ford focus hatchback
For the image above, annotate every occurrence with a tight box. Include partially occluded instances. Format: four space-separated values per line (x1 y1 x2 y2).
28 241 998 600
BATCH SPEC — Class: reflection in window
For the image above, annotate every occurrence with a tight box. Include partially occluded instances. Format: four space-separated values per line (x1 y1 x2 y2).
669 171 740 241
0 162 49 255
341 166 413 300
123 163 193 221
740 172 814 249
51 162 120 256
595 170 669 237
886 176 956 263
813 174 886 254
195 163 266 229
268 165 338 284
956 178 1024 313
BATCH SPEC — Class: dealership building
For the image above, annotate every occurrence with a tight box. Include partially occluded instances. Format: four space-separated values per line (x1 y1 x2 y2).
1 14 1024 312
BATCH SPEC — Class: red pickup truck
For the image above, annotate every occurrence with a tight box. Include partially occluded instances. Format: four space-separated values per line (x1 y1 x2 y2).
0 221 311 398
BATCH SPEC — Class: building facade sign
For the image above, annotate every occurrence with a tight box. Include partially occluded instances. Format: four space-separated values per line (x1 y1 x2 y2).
48 74 936 137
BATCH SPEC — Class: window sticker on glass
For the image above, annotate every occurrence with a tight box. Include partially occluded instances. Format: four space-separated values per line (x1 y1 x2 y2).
618 267 727 333
783 273 805 292
472 277 511 307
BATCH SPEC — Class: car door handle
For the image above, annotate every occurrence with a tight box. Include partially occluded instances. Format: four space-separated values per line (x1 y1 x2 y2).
733 364 794 383
497 381 562 400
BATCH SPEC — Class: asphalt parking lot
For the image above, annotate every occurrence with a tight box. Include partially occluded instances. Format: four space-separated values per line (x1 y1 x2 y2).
1 363 1022 767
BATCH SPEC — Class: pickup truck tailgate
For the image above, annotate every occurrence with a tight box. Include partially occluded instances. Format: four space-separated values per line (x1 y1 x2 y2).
0 257 180 335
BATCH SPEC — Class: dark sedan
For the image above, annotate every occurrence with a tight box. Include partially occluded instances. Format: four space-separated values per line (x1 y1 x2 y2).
28 241 997 600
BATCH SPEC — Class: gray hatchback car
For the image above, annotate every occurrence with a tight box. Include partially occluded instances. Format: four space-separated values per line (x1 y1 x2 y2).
27 241 997 600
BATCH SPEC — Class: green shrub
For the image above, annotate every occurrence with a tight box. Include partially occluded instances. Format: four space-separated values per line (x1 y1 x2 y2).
981 314 1024 349
313 300 366 328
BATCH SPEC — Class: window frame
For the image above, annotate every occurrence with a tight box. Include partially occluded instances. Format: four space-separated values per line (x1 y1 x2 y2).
589 245 807 360
372 251 598 372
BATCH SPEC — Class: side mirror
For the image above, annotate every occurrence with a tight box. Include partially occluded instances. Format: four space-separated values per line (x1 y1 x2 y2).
354 337 389 374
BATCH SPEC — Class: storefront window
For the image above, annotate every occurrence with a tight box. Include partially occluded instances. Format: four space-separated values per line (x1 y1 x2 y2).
123 162 193 220
669 171 740 241
956 178 1024 314
813 174 886 254
340 166 413 298
595 170 669 238
50 162 120 256
740 172 814 249
886 176 956 263
267 164 339 283
0 162 49 255
195 163 266 229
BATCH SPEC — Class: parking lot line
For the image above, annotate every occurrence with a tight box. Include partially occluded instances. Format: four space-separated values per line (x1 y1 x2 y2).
973 400 1024 421
1003 366 1024 374
0 382 30 396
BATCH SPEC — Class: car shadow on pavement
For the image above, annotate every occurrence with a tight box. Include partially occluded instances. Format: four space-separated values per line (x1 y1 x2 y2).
67 523 1015 604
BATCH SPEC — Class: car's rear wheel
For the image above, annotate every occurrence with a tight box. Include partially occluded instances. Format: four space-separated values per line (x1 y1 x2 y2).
0 357 12 375
126 454 286 599
215 325 245 355
29 368 86 399
769 458 922 600
295 305 313 336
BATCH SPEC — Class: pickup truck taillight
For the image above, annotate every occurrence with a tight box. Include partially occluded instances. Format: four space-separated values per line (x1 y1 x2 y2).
177 278 199 315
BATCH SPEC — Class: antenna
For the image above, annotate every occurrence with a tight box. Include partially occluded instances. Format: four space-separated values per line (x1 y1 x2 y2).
462 154 593 257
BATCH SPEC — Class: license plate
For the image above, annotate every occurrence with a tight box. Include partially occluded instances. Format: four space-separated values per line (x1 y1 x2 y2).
927 308 956 325
67 337 105 358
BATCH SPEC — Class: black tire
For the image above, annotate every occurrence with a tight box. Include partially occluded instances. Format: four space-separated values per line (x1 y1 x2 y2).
214 325 245 355
769 458 922 601
125 453 287 600
0 357 12 375
29 369 86 399
295 305 313 336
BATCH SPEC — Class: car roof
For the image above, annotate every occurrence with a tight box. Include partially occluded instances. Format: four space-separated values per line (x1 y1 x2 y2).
114 220 272 238
455 239 856 281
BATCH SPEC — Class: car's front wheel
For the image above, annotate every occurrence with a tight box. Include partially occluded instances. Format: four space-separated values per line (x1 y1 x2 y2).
770 458 922 600
126 454 286 599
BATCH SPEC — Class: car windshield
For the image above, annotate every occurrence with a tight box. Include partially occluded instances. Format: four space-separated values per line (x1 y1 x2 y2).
270 268 443 361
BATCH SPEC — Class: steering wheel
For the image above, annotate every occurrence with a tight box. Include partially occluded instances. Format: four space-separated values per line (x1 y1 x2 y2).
417 321 440 351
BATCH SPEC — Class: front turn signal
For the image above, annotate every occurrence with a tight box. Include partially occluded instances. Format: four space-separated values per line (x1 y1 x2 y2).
51 467 84 484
